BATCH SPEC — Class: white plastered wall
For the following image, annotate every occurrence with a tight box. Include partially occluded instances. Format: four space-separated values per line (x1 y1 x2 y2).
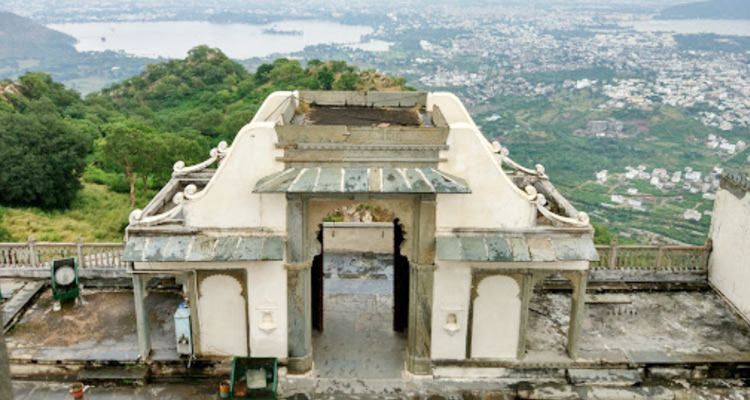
431 261 471 359
431 260 587 360
471 275 521 359
427 93 535 230
134 260 288 359
182 92 290 230
709 188 750 320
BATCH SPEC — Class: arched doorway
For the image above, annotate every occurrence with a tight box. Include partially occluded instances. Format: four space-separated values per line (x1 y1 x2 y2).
309 204 410 378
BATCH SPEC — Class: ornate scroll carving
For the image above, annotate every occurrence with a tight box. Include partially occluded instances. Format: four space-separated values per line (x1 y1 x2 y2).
172 141 229 177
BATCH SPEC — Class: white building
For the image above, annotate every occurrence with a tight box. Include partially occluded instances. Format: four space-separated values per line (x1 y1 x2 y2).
122 91 596 376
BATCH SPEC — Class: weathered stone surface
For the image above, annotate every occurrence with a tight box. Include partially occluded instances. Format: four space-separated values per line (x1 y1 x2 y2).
212 237 239 261
510 238 531 262
567 369 642 386
553 238 599 262
261 236 285 260
122 236 146 262
516 383 673 400
237 237 263 260
436 237 463 260
527 237 556 262
343 168 368 192
143 237 168 262
186 236 215 261
461 237 488 261
486 237 512 262
162 236 190 262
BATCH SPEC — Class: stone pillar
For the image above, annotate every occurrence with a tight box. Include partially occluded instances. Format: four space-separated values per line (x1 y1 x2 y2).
406 197 436 375
132 273 151 361
407 262 435 375
566 271 588 359
286 264 312 373
516 273 535 359
0 325 12 400
286 196 313 373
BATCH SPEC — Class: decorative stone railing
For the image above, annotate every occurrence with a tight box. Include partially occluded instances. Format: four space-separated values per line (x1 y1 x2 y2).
129 141 228 227
591 241 709 271
490 141 589 227
0 236 709 280
0 237 127 278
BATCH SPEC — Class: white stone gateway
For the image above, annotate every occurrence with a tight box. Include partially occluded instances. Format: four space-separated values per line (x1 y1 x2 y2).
122 91 597 375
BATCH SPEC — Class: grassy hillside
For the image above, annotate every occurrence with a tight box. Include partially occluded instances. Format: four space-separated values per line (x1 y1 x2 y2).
0 183 154 242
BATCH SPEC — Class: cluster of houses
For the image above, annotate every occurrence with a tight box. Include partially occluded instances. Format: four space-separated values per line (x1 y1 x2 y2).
596 164 727 221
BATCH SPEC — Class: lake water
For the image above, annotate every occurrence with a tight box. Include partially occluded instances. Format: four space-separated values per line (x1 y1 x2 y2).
621 19 750 37
47 20 392 59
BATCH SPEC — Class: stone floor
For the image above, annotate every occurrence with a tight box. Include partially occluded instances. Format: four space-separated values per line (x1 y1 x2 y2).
5 285 181 362
525 290 750 362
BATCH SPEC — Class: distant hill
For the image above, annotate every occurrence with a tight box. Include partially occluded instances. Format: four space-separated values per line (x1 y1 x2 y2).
0 12 78 60
659 0 750 20
0 11 154 93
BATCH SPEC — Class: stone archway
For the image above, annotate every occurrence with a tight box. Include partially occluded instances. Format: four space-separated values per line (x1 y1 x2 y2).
285 195 437 375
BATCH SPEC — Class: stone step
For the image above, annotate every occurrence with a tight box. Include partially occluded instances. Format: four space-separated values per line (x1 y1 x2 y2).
2 281 44 329
78 365 150 386
517 383 673 400
568 368 642 386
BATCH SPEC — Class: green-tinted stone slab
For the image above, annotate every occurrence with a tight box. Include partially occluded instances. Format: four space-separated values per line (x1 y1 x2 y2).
214 237 240 261
343 168 369 192
510 238 531 262
527 237 556 261
122 236 146 262
436 236 462 260
187 236 215 261
381 168 411 193
316 168 343 192
260 236 284 260
553 238 599 261
421 168 470 193
405 169 433 193
460 236 488 261
486 236 512 261
237 237 263 261
255 168 298 192
163 236 191 262
144 237 169 262
288 168 318 193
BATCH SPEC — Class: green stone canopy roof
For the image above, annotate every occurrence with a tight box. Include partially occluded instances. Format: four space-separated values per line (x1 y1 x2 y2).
253 167 471 194
436 235 598 262
123 235 284 262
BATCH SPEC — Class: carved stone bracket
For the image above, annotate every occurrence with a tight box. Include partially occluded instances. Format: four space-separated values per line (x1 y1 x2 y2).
530 190 590 227
491 141 548 179
172 141 229 177
129 192 186 227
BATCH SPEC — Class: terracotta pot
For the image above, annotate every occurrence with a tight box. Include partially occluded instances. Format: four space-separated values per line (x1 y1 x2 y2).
70 382 85 399
219 380 231 398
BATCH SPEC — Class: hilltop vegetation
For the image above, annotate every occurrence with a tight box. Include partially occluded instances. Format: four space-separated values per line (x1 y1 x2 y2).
0 46 408 241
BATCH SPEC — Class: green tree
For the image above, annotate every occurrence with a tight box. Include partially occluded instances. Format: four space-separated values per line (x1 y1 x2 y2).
100 121 159 207
316 67 334 90
0 110 90 209
334 72 359 91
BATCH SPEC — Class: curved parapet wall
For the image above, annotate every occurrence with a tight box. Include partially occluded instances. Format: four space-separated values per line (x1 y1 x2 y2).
427 92 536 230
181 92 292 231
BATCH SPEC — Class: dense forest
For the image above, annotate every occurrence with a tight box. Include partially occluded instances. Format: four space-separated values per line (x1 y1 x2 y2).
0 46 410 241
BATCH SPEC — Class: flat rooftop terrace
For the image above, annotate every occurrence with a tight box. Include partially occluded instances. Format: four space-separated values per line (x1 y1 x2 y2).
303 106 424 127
